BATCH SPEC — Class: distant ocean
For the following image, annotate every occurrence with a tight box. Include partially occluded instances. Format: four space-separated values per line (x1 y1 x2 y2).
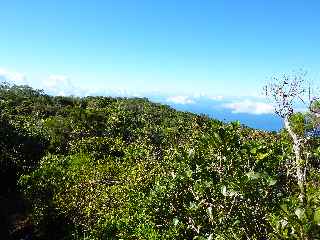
171 104 282 132
150 97 283 132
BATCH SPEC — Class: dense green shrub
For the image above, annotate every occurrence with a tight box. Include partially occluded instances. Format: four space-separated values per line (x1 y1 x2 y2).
0 83 319 239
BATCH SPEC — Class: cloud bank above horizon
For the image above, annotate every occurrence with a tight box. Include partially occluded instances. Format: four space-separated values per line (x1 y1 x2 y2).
223 100 274 115
0 68 28 85
0 67 275 116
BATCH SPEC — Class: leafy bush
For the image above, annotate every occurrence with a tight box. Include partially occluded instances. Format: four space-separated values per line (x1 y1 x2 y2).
1 83 319 239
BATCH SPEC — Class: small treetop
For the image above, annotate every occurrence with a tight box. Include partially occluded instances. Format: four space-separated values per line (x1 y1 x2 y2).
264 70 308 119
264 70 319 137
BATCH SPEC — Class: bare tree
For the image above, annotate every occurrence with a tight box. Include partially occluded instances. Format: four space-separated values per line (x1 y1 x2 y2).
264 71 317 205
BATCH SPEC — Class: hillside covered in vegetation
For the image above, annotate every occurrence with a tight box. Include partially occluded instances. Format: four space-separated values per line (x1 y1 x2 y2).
0 83 319 239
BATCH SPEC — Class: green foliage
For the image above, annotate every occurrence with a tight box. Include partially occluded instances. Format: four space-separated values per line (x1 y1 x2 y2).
289 112 306 137
1 83 319 239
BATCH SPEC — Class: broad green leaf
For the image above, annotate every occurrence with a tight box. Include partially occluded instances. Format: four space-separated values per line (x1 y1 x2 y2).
188 149 195 159
267 177 277 186
221 185 228 196
190 202 197 210
314 208 320 224
213 132 221 143
246 171 261 180
280 219 288 228
295 208 306 220
233 220 240 226
207 206 213 219
173 218 179 226
280 204 288 213
250 148 257 154
186 169 193 178
257 152 269 160
228 190 238 197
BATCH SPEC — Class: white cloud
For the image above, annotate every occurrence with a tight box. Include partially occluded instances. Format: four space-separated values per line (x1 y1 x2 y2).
43 75 76 96
224 99 274 115
193 92 207 98
166 95 195 104
41 75 145 97
208 95 224 101
193 92 224 101
82 86 142 98
0 68 28 84
44 75 72 89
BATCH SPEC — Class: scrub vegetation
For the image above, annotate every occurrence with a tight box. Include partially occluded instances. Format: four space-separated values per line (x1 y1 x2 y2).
0 81 319 239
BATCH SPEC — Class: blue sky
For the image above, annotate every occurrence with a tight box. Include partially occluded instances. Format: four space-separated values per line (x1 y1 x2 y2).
0 0 319 128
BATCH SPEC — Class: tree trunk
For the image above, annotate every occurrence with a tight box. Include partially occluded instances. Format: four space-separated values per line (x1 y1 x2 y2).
284 117 306 205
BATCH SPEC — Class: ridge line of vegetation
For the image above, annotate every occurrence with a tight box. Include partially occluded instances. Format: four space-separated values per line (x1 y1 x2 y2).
0 80 319 239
